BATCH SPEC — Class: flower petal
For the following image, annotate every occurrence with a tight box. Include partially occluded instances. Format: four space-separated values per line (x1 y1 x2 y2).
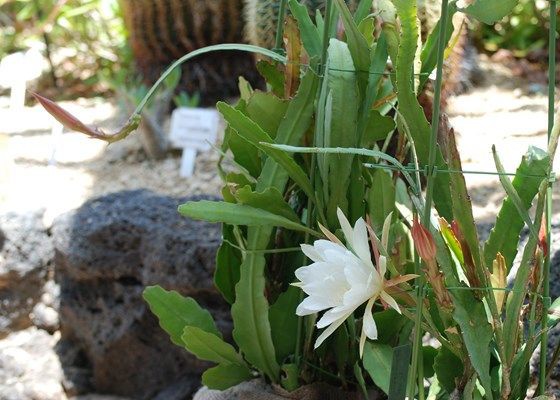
296 296 328 315
352 217 372 265
380 291 401 314
301 244 323 262
359 297 377 357
378 255 387 277
337 208 354 248
314 311 352 349
316 305 353 328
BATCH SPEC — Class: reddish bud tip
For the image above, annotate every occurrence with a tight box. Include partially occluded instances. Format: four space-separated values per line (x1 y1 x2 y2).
411 216 437 262
539 217 548 258
31 92 100 137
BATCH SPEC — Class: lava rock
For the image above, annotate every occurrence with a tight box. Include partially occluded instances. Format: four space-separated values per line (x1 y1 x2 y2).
0 211 53 337
52 190 227 399
0 327 65 400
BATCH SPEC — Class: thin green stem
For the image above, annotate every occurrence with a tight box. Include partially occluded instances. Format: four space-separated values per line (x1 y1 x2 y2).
540 0 556 394
133 44 286 117
321 0 333 72
423 0 449 224
409 0 450 398
407 254 425 400
274 0 289 51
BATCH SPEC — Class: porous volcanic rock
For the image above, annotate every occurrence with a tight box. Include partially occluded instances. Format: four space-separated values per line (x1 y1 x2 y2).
0 211 53 337
52 190 227 399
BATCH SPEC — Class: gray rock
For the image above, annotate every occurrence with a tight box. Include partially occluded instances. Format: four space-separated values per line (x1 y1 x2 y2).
52 190 227 399
0 327 65 400
0 211 54 337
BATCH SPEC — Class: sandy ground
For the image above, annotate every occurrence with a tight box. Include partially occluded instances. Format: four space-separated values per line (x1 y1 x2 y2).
0 54 558 226
447 55 559 224
0 97 222 225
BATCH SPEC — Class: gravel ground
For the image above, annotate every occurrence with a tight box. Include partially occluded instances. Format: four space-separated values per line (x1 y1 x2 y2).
0 97 222 226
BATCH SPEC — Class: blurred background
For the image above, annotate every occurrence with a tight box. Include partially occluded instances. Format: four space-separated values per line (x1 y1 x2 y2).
1 1 560 399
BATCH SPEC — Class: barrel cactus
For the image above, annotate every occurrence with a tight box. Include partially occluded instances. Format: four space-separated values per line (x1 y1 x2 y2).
243 0 358 49
118 0 261 105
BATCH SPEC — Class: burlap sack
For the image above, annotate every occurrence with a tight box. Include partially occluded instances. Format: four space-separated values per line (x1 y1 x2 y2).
193 379 377 400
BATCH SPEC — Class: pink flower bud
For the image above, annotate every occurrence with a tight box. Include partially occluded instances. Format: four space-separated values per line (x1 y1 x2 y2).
411 216 437 262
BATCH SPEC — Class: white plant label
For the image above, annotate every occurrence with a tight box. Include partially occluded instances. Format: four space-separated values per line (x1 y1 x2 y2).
169 107 220 178
169 107 219 151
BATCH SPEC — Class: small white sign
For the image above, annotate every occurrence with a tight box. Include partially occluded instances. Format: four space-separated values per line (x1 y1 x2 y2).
169 107 219 151
169 107 220 178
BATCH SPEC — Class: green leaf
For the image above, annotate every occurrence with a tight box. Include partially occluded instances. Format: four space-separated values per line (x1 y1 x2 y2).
358 16 375 48
358 33 389 142
362 110 395 147
217 72 318 200
460 0 519 24
484 146 549 271
492 146 540 241
451 288 493 400
420 1 458 90
229 66 318 384
320 39 361 224
388 344 411 400
182 326 244 365
445 127 483 277
373 310 409 344
214 225 241 304
388 0 453 220
269 286 300 362
363 342 393 394
333 0 371 96
503 183 546 364
549 297 560 327
289 0 321 59
218 102 314 199
143 285 220 346
422 346 438 379
368 169 395 234
354 0 373 23
223 101 261 178
246 92 289 138
235 186 300 223
178 201 317 236
256 60 285 98
202 363 253 390
433 346 464 394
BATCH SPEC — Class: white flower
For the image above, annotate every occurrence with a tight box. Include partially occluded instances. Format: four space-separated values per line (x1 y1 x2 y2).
294 208 415 357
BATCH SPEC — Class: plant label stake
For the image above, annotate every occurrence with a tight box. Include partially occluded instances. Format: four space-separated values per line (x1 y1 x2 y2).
169 107 219 177
0 49 44 112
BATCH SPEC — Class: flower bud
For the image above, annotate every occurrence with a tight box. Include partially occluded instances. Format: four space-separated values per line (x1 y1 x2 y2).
539 217 548 259
31 92 97 136
32 91 140 143
411 216 437 262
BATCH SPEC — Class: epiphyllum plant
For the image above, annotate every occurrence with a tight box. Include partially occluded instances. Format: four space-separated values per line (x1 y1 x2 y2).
295 209 416 356
35 0 560 397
